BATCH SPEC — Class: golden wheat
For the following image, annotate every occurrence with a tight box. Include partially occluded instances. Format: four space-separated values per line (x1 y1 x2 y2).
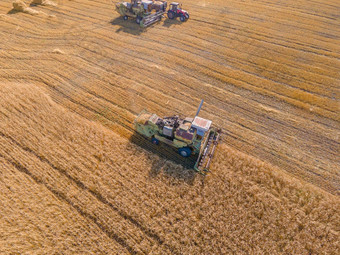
0 0 339 253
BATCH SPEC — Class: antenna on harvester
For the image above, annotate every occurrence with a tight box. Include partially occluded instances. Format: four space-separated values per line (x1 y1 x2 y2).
195 99 204 118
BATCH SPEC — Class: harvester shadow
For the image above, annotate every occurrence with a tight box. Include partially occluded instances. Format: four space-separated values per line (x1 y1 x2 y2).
162 18 182 28
110 17 146 35
7 9 19 14
129 134 197 185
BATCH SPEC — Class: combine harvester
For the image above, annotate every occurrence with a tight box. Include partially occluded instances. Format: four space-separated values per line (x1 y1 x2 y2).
134 100 221 174
115 0 168 27
115 0 189 27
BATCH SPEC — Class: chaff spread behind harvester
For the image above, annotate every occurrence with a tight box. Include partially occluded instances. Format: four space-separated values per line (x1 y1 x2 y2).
134 100 221 174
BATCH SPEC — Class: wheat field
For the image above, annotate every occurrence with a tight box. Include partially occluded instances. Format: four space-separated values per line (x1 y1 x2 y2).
0 0 339 254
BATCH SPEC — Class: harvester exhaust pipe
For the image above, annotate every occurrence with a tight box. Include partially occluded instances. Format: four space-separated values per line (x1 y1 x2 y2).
195 99 204 118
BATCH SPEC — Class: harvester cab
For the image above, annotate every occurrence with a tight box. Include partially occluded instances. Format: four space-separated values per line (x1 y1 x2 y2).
167 2 189 21
134 100 221 174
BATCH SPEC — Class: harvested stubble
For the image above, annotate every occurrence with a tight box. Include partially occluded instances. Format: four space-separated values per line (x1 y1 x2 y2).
0 83 338 254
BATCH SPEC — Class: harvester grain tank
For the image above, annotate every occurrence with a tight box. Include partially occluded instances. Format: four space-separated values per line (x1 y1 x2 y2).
134 100 221 173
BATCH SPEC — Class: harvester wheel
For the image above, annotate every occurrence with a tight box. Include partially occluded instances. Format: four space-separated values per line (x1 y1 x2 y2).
185 13 189 19
136 16 142 24
151 137 159 145
167 11 174 19
123 15 128 20
180 15 185 22
178 147 191 157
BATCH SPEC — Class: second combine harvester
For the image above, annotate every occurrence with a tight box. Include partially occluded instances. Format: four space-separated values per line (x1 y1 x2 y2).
115 0 189 27
134 100 221 174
